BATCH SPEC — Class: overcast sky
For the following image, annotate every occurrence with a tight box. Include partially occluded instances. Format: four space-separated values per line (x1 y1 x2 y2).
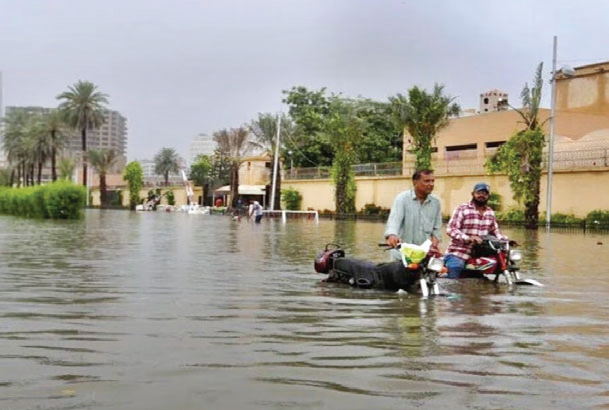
2 0 608 161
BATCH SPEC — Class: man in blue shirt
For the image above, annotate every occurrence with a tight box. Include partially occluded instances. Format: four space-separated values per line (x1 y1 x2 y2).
384 169 442 259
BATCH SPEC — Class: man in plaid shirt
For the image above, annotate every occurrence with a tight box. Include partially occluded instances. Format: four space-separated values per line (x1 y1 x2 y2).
444 182 508 278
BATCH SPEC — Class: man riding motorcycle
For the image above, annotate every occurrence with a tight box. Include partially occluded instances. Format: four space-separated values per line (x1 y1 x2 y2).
444 182 516 279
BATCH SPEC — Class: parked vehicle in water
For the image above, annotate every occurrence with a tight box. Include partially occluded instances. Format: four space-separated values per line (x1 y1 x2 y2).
314 236 543 297
314 241 445 297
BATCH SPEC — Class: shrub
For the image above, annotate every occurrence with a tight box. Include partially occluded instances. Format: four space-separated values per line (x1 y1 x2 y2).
586 210 609 227
488 192 501 211
0 181 86 219
282 188 302 210
496 208 524 222
166 190 175 206
360 203 390 218
541 213 583 225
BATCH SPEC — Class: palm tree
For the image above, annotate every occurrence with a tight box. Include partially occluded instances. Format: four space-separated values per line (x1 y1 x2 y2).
514 62 545 131
486 63 546 229
154 147 180 186
27 116 52 185
213 127 258 208
2 110 33 186
58 156 77 181
88 148 118 207
249 113 294 210
41 109 69 181
390 84 460 170
57 80 109 187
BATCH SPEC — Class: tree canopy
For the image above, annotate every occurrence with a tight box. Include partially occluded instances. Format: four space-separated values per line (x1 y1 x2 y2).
57 80 109 187
389 84 460 170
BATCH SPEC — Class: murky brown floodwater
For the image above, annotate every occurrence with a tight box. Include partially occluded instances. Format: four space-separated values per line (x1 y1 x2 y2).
1 210 608 409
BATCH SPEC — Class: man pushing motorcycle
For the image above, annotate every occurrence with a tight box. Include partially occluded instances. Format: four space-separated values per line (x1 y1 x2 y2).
444 182 517 279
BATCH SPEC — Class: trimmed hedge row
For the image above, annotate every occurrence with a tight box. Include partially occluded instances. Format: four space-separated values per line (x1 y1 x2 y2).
0 181 86 219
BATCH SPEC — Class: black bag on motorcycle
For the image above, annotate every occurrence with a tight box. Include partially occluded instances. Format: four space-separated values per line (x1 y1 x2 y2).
333 259 418 290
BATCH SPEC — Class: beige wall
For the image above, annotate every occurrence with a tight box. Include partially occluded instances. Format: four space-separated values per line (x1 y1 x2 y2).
556 61 609 116
283 169 609 218
239 155 271 185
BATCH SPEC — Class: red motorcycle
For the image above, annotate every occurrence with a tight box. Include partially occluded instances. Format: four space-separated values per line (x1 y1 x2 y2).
460 236 543 286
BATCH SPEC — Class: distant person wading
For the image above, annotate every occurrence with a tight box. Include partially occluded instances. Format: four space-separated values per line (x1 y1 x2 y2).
250 201 263 223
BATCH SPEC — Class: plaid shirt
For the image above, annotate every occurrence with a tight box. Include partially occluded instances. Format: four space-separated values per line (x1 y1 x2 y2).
446 201 506 260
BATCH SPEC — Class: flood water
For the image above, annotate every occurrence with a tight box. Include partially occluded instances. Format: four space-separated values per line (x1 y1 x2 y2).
1 210 608 410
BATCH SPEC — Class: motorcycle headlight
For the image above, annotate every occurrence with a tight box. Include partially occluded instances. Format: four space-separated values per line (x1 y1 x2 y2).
426 257 444 272
509 250 523 263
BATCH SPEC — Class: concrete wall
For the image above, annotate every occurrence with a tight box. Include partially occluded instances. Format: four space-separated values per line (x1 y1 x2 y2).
556 62 609 116
283 169 609 218
91 170 609 218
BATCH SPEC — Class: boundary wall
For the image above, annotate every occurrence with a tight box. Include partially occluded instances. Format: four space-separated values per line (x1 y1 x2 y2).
282 169 609 218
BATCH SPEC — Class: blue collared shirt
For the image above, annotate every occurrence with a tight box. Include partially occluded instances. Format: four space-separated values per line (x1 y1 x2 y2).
384 189 442 246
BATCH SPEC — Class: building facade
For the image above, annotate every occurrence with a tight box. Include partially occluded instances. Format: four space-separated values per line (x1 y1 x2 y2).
188 133 216 165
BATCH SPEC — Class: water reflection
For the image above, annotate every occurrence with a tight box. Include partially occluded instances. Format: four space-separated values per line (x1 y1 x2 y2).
0 211 608 409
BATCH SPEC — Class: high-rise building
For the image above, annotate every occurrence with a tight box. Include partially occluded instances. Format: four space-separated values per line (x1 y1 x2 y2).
188 133 216 165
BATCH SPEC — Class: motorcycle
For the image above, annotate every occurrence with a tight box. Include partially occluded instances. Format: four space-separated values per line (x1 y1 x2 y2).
314 241 446 297
459 236 543 286
313 237 543 297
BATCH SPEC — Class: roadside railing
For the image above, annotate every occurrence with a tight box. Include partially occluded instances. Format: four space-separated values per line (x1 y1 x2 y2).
284 148 609 180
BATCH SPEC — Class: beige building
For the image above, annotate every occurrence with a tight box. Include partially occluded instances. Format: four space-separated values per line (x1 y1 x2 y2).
283 61 609 218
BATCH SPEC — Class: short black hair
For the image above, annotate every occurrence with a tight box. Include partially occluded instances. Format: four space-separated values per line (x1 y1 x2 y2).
412 169 434 182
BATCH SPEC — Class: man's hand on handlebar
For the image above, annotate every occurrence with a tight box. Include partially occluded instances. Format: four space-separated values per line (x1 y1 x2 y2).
385 234 401 248
508 239 519 246
468 235 483 244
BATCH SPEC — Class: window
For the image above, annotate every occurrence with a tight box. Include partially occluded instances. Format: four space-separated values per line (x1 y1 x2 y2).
446 143 477 152
485 141 505 148
483 97 489 104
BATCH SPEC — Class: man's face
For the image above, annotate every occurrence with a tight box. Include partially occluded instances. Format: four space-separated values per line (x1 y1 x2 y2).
472 189 489 206
414 173 435 197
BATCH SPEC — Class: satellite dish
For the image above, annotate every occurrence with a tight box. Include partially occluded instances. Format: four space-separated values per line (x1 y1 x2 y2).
560 65 576 77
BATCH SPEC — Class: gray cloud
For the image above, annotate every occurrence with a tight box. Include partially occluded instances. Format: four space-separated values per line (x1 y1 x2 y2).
2 0 608 160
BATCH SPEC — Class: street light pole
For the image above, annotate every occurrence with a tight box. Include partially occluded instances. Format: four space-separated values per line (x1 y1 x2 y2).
269 112 281 211
546 35 558 228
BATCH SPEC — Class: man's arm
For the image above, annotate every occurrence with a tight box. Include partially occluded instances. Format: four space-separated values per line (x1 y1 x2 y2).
446 205 471 242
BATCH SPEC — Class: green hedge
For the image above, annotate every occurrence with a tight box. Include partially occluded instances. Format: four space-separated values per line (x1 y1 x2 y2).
0 181 86 219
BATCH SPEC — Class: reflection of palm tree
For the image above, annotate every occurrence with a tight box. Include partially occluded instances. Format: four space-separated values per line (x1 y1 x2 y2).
249 113 294 210
57 81 109 187
88 149 118 207
213 127 257 208
153 147 180 186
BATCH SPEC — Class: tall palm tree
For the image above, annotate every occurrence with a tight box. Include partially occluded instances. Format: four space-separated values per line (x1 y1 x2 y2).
41 109 69 181
2 110 32 186
249 113 294 210
57 80 109 187
154 147 180 186
389 84 460 170
88 148 118 207
213 127 257 208
514 62 544 131
27 116 52 185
